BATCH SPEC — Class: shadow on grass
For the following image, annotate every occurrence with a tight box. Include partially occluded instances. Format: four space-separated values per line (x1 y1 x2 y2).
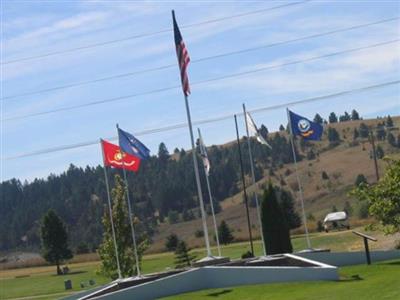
51 270 88 276
339 274 363 282
206 289 233 297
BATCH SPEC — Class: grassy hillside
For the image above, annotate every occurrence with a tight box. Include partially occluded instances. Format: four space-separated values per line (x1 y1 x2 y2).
148 116 400 253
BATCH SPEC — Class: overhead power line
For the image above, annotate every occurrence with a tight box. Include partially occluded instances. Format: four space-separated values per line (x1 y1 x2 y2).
1 1 310 65
5 79 399 160
2 16 398 101
3 39 399 122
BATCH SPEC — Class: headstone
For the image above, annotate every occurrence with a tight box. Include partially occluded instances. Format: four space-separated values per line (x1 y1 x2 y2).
64 279 72 290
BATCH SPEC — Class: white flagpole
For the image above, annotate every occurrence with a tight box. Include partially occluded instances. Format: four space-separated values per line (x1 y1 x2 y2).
122 168 141 276
198 128 221 257
286 108 312 249
242 104 267 257
100 140 122 279
184 96 212 257
116 125 141 276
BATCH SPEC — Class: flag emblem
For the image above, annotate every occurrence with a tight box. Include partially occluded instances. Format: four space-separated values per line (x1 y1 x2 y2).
101 139 141 172
289 110 323 141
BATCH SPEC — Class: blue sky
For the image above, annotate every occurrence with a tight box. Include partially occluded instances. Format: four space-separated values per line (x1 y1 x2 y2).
1 0 400 182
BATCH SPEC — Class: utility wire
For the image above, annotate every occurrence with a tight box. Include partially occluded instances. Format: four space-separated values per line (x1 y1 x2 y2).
2 16 398 101
3 39 399 122
5 79 399 160
1 1 310 65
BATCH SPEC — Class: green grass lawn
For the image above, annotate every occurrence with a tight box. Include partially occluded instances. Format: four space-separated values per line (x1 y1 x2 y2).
161 260 400 300
0 231 374 300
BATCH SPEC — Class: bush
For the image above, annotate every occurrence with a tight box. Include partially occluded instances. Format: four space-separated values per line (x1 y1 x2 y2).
358 202 369 219
168 210 180 224
355 174 368 187
194 229 204 238
322 171 329 180
241 251 254 259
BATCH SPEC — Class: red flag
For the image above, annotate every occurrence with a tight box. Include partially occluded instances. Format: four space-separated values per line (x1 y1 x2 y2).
101 139 141 172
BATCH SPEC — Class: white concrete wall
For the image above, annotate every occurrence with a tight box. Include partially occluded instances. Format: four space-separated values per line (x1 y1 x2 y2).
86 256 338 300
297 250 400 267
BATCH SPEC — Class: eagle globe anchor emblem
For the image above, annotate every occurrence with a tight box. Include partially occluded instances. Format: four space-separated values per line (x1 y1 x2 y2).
298 119 314 137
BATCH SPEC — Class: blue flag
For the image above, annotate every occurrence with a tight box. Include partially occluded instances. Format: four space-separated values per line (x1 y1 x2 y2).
288 110 323 141
117 127 150 160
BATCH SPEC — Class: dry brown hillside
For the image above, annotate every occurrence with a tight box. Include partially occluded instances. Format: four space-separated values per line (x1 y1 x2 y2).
146 116 400 253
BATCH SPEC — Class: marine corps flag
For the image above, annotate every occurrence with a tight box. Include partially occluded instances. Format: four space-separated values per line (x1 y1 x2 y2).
101 139 141 172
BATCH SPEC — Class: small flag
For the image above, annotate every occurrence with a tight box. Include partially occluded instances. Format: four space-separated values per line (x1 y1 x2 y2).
288 110 323 140
117 127 151 160
101 139 141 172
245 112 272 148
198 130 210 176
172 10 190 96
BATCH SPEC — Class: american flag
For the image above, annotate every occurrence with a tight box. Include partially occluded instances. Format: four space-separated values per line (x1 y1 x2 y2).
172 10 190 96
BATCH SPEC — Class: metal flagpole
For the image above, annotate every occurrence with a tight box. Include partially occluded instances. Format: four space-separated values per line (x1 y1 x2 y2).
100 140 122 279
184 96 212 257
122 168 141 277
235 114 255 257
198 128 221 257
242 104 267 257
286 108 312 249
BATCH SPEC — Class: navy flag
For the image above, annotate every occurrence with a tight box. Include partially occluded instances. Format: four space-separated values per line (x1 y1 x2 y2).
288 110 323 141
117 126 150 160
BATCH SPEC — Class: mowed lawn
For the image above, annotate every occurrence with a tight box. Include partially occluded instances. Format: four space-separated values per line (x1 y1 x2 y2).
162 260 400 300
0 230 384 300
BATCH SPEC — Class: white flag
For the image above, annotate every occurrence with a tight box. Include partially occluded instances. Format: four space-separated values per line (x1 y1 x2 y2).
198 131 211 176
246 112 272 149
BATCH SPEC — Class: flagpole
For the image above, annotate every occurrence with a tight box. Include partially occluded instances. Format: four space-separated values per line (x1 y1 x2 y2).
100 140 122 279
122 168 141 276
198 128 221 257
286 108 312 249
116 125 141 276
242 104 266 257
235 114 254 257
184 96 212 257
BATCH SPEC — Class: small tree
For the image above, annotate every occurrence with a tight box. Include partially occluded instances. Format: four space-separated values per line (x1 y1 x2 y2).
387 133 396 147
40 209 73 275
261 183 293 254
218 220 234 245
359 123 369 138
168 210 180 224
279 124 285 131
353 128 359 140
98 175 146 279
343 201 353 217
165 233 179 251
355 174 368 187
376 145 384 159
327 127 340 143
174 240 196 268
351 158 400 234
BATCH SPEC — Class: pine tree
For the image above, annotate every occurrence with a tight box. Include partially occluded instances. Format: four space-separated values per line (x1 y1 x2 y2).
261 183 293 255
218 220 234 245
359 123 369 138
353 128 359 140
386 115 394 128
98 175 146 279
327 127 340 143
313 113 323 124
355 174 368 187
277 188 301 229
40 209 73 275
165 233 179 251
174 240 196 268
329 112 338 123
351 109 360 120
279 124 285 131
